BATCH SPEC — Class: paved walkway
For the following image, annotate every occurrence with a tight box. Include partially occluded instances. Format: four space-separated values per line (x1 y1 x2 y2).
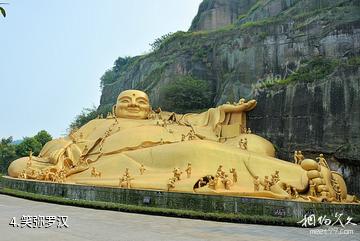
0 195 358 241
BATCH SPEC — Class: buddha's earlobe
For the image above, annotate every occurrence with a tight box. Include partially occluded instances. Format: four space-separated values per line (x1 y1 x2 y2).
112 104 116 117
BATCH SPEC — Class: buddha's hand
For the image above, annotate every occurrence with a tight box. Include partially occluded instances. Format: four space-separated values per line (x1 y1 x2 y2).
219 99 257 113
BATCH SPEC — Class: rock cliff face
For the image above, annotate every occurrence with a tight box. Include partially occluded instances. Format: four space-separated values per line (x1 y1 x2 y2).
189 0 257 31
248 67 360 195
99 0 360 195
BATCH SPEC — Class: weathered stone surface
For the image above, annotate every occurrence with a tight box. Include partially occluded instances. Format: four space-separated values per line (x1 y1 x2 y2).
189 0 257 31
248 67 360 195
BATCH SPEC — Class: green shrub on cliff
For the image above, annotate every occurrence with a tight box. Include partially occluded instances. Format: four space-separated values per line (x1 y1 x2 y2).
150 32 174 52
100 69 117 90
100 56 133 90
160 75 213 113
286 57 339 83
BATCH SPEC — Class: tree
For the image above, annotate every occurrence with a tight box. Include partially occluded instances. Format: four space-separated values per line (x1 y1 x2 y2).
34 130 52 146
100 69 117 89
150 32 173 51
0 137 16 173
160 75 213 113
15 137 42 157
113 56 131 73
99 56 132 90
0 3 7 17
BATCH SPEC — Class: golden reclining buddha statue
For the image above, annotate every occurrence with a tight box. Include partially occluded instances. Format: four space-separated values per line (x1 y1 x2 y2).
8 89 358 203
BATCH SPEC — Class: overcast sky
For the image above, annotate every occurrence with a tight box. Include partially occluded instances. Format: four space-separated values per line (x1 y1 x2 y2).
0 0 202 140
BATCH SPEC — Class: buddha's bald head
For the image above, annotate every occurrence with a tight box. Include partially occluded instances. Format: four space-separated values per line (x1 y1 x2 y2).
115 90 151 119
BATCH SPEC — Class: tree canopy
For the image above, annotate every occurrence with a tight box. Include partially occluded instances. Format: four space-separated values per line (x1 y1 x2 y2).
34 130 52 146
160 75 213 113
0 137 16 173
15 137 42 157
0 130 53 173
0 3 7 17
150 32 173 51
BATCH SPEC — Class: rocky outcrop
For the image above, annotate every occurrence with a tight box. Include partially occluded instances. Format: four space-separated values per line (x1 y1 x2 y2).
189 0 257 31
98 0 360 195
248 67 360 195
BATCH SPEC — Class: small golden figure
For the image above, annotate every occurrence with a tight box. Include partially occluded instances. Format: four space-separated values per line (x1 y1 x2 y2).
286 184 292 195
229 168 237 183
297 151 304 162
91 167 101 177
293 150 299 164
316 154 330 169
239 139 247 150
216 165 225 178
124 168 130 178
181 134 186 142
222 174 232 190
18 170 27 179
241 126 247 133
185 163 192 178
263 176 271 191
333 182 342 201
292 187 299 198
119 177 128 188
139 164 146 175
185 162 191 178
239 139 244 149
243 138 248 150
309 180 317 197
247 128 252 134
44 169 56 181
167 177 176 191
271 170 280 184
173 168 182 181
208 177 216 190
119 169 133 188
119 176 124 187
187 130 196 140
253 176 260 191
125 177 132 188
27 169 37 179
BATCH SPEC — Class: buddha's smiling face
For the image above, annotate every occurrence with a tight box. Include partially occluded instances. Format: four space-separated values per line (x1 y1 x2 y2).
115 90 151 119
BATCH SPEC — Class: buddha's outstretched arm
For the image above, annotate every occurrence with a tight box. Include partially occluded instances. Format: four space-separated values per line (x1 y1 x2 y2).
219 100 257 113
